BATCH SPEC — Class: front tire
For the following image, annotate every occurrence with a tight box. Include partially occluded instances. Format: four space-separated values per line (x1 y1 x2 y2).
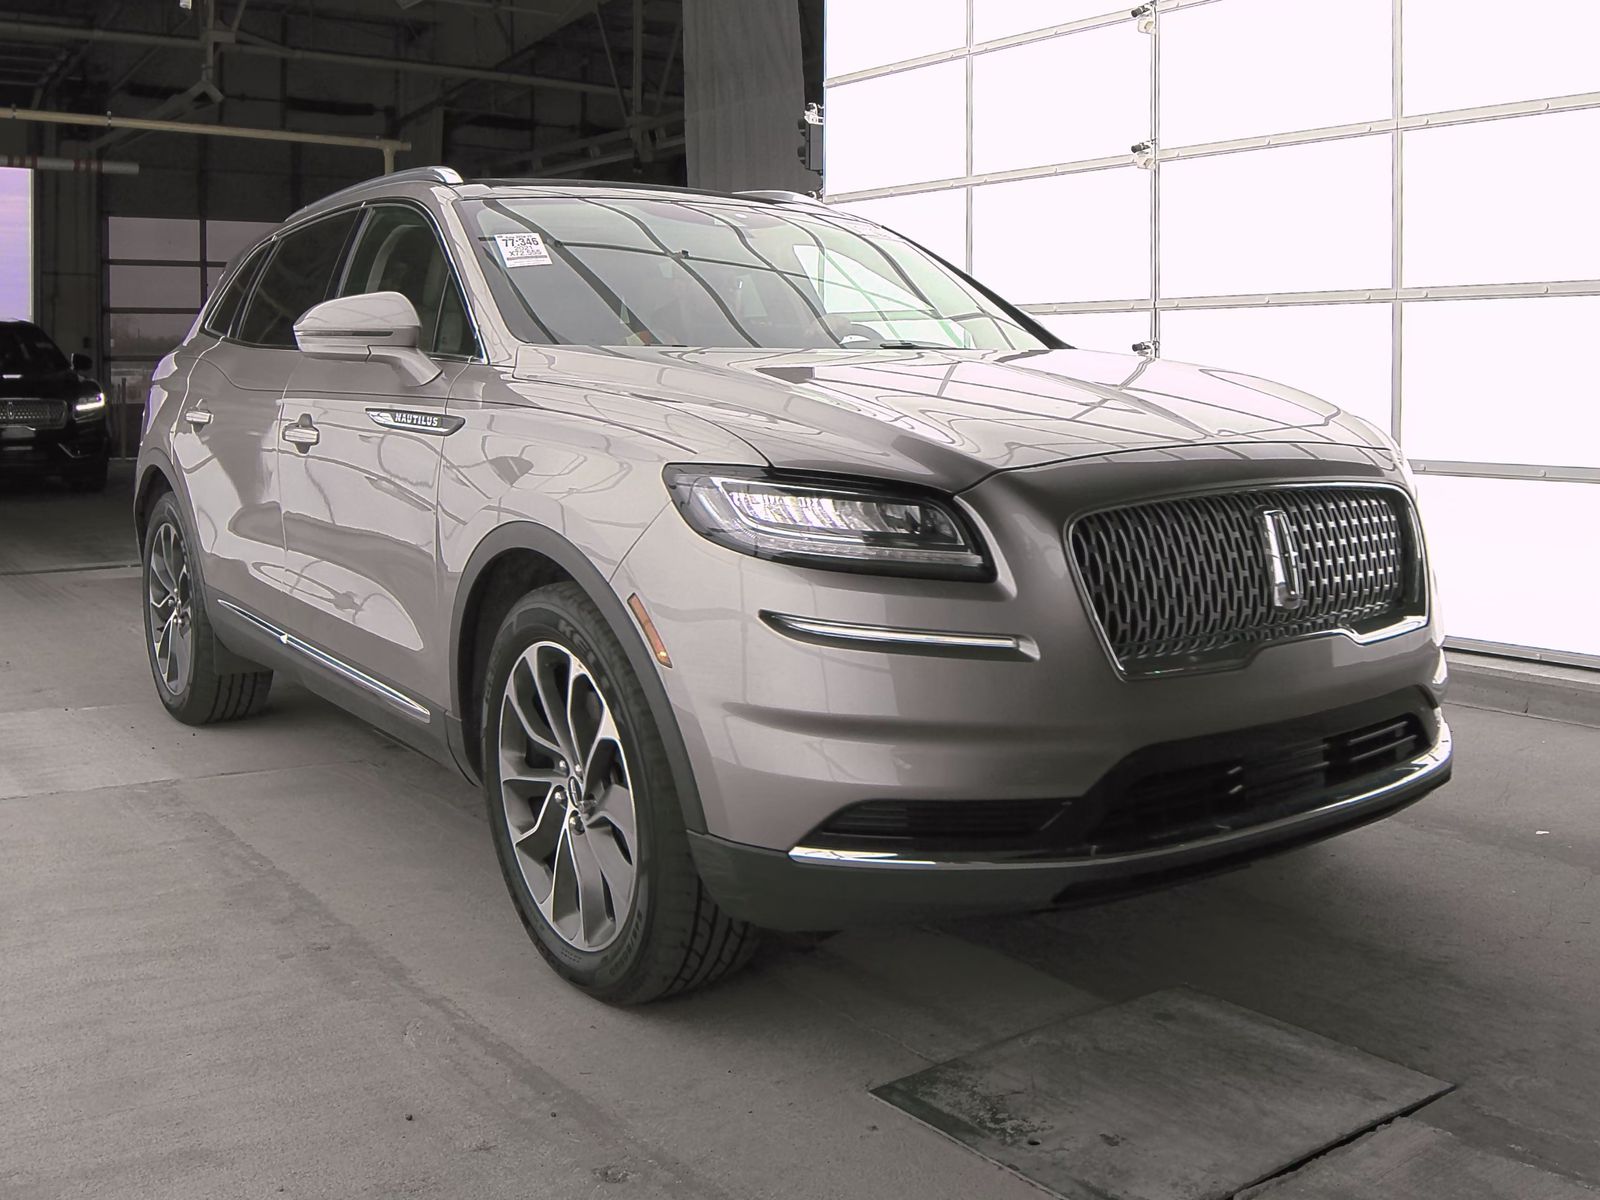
481 582 758 1003
142 492 273 725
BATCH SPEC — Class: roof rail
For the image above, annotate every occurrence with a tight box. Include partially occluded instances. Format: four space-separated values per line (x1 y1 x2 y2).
737 189 827 206
290 165 464 221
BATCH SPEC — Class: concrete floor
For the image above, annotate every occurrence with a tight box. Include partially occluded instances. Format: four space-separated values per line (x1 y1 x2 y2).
3 465 1598 1199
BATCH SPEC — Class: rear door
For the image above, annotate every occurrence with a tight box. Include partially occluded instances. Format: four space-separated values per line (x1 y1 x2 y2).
176 211 359 618
276 203 480 710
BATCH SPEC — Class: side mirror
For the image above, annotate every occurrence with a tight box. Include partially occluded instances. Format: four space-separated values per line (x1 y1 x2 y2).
293 291 441 386
70 352 92 372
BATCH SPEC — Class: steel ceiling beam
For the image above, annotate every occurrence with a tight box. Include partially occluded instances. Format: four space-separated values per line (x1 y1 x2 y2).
2 17 616 96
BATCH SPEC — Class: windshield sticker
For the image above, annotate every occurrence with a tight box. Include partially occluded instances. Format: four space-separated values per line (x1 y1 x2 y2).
494 232 553 267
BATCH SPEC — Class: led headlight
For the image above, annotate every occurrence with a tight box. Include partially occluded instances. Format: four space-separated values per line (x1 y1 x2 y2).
74 391 107 416
664 466 992 581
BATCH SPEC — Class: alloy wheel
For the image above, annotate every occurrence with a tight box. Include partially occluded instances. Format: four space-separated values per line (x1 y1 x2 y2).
497 641 639 952
147 522 194 696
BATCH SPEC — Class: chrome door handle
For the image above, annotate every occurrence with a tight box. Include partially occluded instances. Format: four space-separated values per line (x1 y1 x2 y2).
282 417 320 450
182 408 213 427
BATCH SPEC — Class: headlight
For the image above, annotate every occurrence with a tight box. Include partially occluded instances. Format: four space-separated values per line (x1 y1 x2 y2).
74 391 106 416
664 466 992 581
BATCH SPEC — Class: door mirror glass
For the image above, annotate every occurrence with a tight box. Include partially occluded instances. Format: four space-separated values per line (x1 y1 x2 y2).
293 291 440 385
70 352 92 372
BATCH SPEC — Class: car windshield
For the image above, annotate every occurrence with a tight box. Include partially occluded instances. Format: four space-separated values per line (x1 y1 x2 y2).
0 324 68 375
459 193 1053 352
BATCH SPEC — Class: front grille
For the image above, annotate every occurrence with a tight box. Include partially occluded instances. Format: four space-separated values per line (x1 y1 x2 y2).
1070 485 1421 675
0 399 67 430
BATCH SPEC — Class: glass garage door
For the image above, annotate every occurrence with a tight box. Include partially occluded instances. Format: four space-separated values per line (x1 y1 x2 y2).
823 0 1600 662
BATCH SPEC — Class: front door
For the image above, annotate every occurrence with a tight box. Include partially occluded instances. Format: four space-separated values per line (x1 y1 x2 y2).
275 203 481 710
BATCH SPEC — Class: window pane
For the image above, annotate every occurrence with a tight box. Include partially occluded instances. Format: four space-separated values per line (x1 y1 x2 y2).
205 219 277 264
974 0 1122 43
1161 0 1391 148
109 312 194 357
1403 110 1600 289
108 264 201 310
108 217 199 261
1159 304 1393 431
1038 311 1151 354
203 244 270 338
1405 0 1600 115
972 168 1150 304
1402 296 1600 468
237 213 358 347
973 24 1148 174
825 61 967 194
1 168 31 321
1417 475 1600 656
826 0 965 77
1161 136 1391 297
830 189 968 268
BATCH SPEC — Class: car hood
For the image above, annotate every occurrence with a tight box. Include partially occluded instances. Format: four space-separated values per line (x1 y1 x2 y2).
518 345 1388 490
0 368 97 402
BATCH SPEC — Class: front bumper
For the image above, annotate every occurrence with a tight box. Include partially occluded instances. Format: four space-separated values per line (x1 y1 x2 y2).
689 718 1451 930
0 419 108 473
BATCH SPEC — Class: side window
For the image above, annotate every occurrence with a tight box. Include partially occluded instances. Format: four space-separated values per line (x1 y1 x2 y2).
202 243 270 339
340 205 478 359
236 211 358 347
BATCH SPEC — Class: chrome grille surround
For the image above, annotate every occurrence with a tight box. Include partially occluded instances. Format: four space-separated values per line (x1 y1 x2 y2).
0 398 67 430
1068 483 1425 677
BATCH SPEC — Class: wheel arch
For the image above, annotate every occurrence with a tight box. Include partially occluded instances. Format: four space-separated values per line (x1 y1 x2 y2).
450 522 707 833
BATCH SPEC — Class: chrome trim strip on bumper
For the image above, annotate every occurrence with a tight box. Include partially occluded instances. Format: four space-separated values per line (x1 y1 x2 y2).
761 611 1037 661
215 597 431 721
788 720 1452 869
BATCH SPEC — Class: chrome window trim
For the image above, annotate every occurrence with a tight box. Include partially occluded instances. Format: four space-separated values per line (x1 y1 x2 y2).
761 611 1036 661
1062 479 1431 681
789 720 1451 870
215 598 430 721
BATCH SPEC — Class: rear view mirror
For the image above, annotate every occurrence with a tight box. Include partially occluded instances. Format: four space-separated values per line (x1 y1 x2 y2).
293 291 441 385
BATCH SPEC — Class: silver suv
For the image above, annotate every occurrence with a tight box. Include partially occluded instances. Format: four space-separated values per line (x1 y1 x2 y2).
135 167 1452 1002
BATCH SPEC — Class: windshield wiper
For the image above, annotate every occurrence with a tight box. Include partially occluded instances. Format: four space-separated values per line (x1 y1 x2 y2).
873 340 954 350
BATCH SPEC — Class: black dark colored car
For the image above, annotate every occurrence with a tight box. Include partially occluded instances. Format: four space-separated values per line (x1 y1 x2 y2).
0 320 110 491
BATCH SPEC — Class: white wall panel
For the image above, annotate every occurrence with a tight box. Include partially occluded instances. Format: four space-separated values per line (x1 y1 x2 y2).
973 25 1148 174
1038 311 1150 354
1417 476 1600 656
830 189 970 268
1404 109 1600 289
1159 304 1393 431
1161 137 1392 298
1161 0 1391 148
1404 0 1600 115
825 62 968 194
972 169 1150 304
825 0 967 78
1402 297 1600 468
973 0 1123 44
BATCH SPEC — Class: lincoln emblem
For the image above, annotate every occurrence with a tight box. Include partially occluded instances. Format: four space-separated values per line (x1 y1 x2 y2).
1259 508 1307 611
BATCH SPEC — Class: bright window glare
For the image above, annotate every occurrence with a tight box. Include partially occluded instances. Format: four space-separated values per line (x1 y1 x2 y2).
0 168 32 320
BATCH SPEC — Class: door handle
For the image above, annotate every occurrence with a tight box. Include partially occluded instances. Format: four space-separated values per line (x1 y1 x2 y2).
182 407 213 427
282 414 320 451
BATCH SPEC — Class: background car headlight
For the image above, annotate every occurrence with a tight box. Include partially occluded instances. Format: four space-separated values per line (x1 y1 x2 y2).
74 392 106 416
664 466 992 581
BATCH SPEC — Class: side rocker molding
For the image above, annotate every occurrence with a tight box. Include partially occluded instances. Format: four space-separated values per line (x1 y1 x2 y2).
449 522 709 834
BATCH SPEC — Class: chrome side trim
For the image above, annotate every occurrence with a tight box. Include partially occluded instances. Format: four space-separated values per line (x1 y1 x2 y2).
789 720 1451 869
215 598 431 721
366 407 465 436
761 611 1037 661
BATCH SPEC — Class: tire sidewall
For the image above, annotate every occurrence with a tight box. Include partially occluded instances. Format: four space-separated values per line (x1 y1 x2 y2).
142 495 194 711
481 588 669 994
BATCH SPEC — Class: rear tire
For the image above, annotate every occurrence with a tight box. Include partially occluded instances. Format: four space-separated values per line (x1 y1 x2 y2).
142 492 273 725
481 582 759 1003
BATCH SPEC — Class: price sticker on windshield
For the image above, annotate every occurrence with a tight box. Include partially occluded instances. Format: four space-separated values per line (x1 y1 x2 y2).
493 232 553 267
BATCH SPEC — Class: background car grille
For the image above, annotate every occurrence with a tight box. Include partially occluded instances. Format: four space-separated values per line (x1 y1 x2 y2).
1069 485 1421 675
0 399 67 430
